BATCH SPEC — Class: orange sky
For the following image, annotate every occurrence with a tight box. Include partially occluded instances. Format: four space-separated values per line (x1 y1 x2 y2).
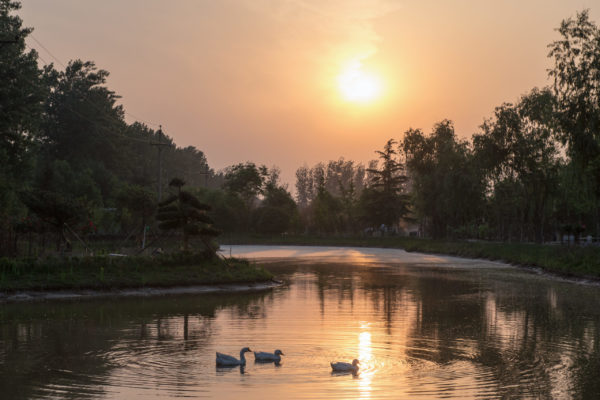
21 0 599 188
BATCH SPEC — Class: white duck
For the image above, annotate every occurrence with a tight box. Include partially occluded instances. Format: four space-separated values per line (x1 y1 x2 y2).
330 359 360 373
216 347 252 366
254 349 284 363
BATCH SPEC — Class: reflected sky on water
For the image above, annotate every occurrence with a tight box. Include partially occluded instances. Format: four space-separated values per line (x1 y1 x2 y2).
1 246 599 399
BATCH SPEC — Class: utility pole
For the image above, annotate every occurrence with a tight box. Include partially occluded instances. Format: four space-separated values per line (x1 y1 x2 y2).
151 125 169 201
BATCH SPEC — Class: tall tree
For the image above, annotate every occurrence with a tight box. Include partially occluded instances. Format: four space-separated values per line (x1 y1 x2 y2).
403 121 484 238
223 162 268 208
361 139 410 229
295 165 314 209
42 59 126 171
548 10 600 236
548 10 600 168
0 0 49 212
254 183 298 234
473 89 560 242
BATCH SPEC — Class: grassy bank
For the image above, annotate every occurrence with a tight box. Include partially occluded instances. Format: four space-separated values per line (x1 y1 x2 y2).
222 234 600 279
0 252 273 292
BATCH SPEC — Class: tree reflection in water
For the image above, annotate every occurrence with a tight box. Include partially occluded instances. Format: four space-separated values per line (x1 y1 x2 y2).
272 261 600 399
1 256 599 399
0 291 273 399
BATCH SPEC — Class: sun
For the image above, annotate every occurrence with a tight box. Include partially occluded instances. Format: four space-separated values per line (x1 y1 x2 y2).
337 60 382 103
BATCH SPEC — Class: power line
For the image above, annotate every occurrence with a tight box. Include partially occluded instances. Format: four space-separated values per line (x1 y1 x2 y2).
24 44 150 145
30 34 66 68
124 111 161 128
66 105 158 145
29 33 162 130
26 44 49 65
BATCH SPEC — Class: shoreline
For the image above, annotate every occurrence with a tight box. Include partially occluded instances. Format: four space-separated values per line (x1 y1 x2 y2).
0 279 284 303
224 243 600 285
221 235 600 281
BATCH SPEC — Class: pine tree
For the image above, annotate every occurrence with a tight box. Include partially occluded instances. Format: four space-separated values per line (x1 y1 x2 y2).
156 178 220 253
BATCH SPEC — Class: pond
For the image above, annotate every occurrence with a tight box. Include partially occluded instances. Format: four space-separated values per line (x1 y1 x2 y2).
1 245 599 399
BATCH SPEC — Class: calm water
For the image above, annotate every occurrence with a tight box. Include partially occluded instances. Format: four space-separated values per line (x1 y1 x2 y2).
2 246 600 399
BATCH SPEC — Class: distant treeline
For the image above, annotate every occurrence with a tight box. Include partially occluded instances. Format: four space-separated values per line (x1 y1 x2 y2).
296 10 600 243
1 1 599 255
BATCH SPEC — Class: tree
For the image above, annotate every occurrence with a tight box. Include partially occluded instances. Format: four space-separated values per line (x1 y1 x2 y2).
548 10 600 168
254 185 298 234
43 60 126 171
295 165 314 209
473 89 560 242
403 121 484 238
295 159 366 232
361 139 410 229
156 178 219 253
548 10 600 237
19 189 86 251
0 0 50 214
116 184 156 235
312 185 344 234
223 162 267 207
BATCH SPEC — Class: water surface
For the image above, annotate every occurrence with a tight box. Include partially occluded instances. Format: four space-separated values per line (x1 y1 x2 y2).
2 246 599 399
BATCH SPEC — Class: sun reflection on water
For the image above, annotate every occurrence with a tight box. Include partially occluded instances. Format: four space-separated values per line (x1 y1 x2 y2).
358 328 373 399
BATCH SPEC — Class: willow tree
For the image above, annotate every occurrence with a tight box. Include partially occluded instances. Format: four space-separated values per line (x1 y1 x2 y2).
548 10 600 237
156 178 219 253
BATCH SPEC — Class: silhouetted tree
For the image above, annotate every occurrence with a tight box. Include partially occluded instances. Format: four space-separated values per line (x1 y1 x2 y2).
0 0 50 214
548 9 600 236
473 89 559 241
156 178 219 253
19 189 86 251
361 139 410 229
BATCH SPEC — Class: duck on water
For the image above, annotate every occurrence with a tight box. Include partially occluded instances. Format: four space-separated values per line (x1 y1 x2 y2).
330 359 360 374
254 349 284 363
216 347 252 366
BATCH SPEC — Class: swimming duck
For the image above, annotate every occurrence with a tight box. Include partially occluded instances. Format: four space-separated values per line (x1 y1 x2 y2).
216 347 252 366
254 349 284 362
330 359 359 373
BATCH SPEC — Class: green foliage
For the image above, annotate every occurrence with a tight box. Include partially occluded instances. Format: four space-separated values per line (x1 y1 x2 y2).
156 178 220 252
361 139 410 228
42 60 125 170
223 162 268 205
253 184 298 234
548 10 600 168
472 89 560 242
220 163 298 234
0 253 272 291
311 188 344 233
404 121 484 238
3 4 600 255
295 159 366 233
116 184 155 228
196 188 246 233
0 0 50 216
19 188 87 251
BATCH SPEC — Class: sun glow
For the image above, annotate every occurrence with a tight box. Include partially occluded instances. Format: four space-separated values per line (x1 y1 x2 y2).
337 60 382 103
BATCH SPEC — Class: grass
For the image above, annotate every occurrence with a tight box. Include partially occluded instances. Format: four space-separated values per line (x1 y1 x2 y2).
221 233 600 279
5 235 597 292
0 251 273 292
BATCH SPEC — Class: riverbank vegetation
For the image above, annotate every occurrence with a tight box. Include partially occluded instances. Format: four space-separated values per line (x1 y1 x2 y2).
0 252 272 292
1 2 600 280
222 234 600 279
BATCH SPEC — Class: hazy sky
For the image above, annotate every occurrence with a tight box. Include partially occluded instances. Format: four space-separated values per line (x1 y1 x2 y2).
20 1 599 187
